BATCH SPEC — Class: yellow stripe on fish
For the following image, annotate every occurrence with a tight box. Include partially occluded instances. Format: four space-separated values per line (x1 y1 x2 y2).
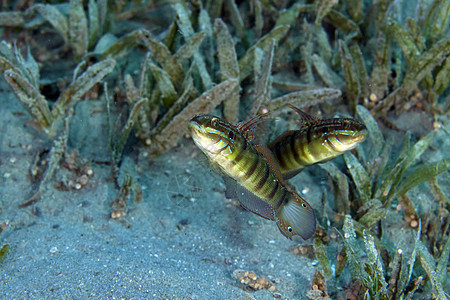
269 104 368 179
188 114 316 240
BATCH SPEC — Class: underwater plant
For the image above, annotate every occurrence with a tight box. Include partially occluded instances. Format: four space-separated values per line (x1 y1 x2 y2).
0 0 447 148
1 0 347 184
0 40 116 206
314 105 449 299
329 106 448 228
0 41 116 139
0 1 448 297
0 221 9 265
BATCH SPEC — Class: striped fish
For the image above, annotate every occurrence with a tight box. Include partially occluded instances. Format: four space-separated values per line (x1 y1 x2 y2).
188 114 316 240
269 105 368 179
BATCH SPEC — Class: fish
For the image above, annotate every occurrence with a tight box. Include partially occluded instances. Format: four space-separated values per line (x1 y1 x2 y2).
269 104 368 179
188 114 316 240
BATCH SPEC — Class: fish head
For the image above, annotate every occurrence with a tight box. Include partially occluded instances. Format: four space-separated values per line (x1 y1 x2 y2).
188 114 238 156
322 119 368 153
276 193 316 240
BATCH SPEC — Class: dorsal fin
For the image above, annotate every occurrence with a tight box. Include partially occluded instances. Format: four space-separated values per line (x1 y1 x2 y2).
235 113 275 141
287 104 319 128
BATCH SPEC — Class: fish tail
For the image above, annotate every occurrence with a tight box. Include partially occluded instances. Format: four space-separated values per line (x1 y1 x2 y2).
276 193 316 240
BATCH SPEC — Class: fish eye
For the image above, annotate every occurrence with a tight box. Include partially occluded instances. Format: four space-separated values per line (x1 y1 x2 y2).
288 226 293 232
211 118 219 127
228 130 234 139
302 203 307 208
343 121 350 128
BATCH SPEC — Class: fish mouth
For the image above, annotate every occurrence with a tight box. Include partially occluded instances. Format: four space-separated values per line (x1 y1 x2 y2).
352 128 368 142
188 116 215 153
327 128 368 152
188 114 212 134
188 120 201 133
188 117 206 136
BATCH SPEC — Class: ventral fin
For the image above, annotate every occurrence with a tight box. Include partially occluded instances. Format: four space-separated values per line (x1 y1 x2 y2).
236 113 275 142
287 104 319 128
222 176 276 221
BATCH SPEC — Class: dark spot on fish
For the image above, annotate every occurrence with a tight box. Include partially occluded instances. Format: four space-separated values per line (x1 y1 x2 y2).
281 192 289 204
274 189 288 211
234 148 244 163
290 134 301 164
245 158 259 179
299 135 308 162
274 142 284 167
268 180 278 199
242 138 248 151
256 167 269 191
306 125 313 144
